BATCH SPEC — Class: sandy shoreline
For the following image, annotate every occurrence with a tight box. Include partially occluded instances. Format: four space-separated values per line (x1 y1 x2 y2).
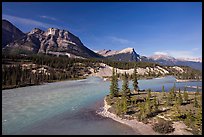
97 97 160 135
97 97 193 135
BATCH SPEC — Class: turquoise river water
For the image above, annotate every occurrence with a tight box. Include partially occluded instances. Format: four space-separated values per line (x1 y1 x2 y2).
2 76 202 135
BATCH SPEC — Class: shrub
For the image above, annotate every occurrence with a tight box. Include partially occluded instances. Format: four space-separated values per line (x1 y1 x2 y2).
153 120 175 134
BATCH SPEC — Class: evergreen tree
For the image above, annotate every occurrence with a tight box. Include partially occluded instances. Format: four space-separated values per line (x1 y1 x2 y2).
121 96 128 114
195 106 202 130
138 102 145 121
114 72 119 96
147 89 151 99
116 98 122 115
122 72 130 99
173 96 181 118
178 88 183 105
132 64 139 94
166 92 172 106
162 85 165 98
110 67 119 98
145 91 152 115
169 87 176 101
194 94 199 108
183 90 188 103
153 96 158 112
185 110 195 127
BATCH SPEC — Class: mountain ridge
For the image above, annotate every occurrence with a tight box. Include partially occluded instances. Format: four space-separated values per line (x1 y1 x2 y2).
2 19 201 70
3 20 102 59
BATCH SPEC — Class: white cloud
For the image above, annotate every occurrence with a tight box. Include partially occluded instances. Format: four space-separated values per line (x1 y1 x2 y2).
3 14 60 29
154 52 168 55
39 15 57 21
109 36 135 45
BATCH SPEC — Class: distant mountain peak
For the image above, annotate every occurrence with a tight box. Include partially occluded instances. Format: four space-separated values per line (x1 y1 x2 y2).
177 57 202 63
149 54 176 61
97 47 140 62
118 47 134 54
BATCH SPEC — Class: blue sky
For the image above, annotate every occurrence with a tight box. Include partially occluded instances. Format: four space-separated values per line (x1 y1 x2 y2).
2 2 202 58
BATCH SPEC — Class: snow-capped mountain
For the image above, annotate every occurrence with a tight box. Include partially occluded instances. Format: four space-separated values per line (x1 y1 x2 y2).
177 57 202 63
146 54 202 70
148 54 177 62
97 48 141 62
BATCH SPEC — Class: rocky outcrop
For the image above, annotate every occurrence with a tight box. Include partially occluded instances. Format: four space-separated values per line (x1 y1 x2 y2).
3 20 102 58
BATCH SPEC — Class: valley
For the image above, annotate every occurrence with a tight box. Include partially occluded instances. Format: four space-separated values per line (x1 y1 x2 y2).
2 2 202 135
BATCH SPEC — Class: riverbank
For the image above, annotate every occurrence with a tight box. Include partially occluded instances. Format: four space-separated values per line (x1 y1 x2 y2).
97 97 193 135
176 79 202 82
97 97 160 135
2 77 87 90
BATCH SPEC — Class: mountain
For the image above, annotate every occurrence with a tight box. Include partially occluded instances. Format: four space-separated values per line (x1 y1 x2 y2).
177 57 202 63
2 19 25 48
3 20 102 58
97 48 141 62
146 54 202 70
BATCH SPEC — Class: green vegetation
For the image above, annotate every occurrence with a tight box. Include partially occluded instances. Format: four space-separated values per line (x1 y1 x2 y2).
106 70 202 135
132 64 139 94
152 120 175 134
2 53 202 90
110 68 119 98
121 72 130 99
162 85 165 98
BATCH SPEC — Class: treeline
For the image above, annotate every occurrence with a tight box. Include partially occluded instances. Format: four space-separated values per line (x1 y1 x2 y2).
2 54 96 89
2 53 162 70
166 66 202 80
2 53 202 89
2 64 84 89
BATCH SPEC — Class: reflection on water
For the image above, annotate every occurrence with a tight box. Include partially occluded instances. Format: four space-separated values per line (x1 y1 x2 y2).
2 76 202 135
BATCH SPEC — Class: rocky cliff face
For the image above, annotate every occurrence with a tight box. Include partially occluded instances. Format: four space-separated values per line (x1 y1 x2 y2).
3 20 102 58
2 20 25 48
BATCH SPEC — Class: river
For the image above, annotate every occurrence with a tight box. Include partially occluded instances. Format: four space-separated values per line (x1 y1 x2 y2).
2 76 202 135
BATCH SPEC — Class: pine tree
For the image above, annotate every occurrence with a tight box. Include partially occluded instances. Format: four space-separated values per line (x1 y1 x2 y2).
153 96 158 112
147 89 151 99
121 96 128 114
145 91 152 115
110 67 119 98
183 90 188 103
138 102 145 121
173 96 181 118
162 85 165 98
116 98 122 115
132 64 139 94
194 94 199 108
195 106 202 130
166 92 172 106
169 87 176 101
122 72 130 99
178 88 183 105
114 72 119 96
